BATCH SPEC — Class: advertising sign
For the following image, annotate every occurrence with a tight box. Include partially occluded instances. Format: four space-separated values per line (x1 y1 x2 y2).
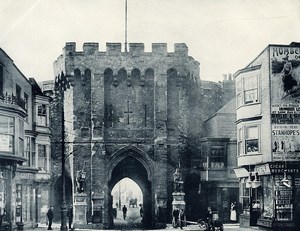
271 46 300 161
272 124 300 161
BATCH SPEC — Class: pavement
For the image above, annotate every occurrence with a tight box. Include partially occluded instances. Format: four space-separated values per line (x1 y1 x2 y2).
24 222 267 231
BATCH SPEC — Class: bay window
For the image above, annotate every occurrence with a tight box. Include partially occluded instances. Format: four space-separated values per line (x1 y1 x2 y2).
0 116 14 153
37 104 47 126
38 144 48 171
238 124 260 155
245 126 259 153
235 68 260 107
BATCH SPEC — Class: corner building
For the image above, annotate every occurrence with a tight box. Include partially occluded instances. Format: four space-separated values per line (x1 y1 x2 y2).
0 49 52 230
53 42 202 228
234 42 300 230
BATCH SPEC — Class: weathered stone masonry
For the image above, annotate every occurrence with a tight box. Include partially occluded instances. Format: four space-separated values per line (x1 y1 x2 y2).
52 42 207 228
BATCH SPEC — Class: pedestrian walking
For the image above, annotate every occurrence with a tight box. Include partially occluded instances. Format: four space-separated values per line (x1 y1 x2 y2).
0 208 6 229
46 206 54 230
122 205 127 220
206 207 213 230
67 204 73 229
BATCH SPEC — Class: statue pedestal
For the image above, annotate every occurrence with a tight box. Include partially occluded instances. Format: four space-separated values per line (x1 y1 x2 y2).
172 192 186 211
74 193 87 226
91 192 104 223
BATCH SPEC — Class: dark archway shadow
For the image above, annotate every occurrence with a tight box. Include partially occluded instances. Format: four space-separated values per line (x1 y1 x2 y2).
108 155 152 229
53 175 73 222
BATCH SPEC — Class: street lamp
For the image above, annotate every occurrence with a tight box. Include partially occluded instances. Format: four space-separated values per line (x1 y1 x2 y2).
55 73 70 231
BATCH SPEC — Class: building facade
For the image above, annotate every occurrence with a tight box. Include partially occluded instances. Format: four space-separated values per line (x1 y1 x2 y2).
234 42 300 230
49 41 239 229
199 97 239 222
0 49 51 230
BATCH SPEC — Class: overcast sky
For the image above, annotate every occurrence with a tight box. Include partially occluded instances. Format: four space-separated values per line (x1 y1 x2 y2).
1 0 299 83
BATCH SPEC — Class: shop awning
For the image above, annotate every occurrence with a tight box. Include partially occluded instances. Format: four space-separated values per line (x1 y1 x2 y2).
233 167 249 178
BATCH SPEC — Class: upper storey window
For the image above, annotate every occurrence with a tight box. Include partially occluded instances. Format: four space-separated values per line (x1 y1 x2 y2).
238 124 260 155
0 115 14 153
236 69 260 108
37 104 47 126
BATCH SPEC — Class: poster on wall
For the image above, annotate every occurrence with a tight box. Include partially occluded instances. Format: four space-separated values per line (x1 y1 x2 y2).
272 124 300 161
270 46 300 104
271 46 300 161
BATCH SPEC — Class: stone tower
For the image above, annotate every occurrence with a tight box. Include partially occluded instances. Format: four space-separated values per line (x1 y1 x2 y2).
53 42 200 228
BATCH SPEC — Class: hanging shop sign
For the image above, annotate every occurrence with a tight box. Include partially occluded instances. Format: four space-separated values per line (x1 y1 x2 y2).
254 164 271 175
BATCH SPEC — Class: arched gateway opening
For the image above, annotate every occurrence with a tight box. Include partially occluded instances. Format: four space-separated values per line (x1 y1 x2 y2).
107 149 153 229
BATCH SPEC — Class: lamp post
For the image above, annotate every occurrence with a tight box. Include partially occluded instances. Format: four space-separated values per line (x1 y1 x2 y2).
55 73 70 231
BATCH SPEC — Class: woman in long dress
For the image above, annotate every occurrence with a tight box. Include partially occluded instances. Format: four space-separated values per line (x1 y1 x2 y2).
230 202 237 222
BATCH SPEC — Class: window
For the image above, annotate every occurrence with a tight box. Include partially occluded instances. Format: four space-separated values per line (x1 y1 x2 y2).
24 137 35 166
240 178 251 212
236 70 259 107
210 146 225 168
0 65 3 95
0 116 14 153
245 126 259 153
31 138 36 167
24 93 28 111
38 144 47 171
16 85 21 99
238 128 243 155
244 75 258 104
236 78 242 107
37 104 47 126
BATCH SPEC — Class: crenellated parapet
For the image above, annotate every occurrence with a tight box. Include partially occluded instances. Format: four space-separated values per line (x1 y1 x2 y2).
61 42 190 57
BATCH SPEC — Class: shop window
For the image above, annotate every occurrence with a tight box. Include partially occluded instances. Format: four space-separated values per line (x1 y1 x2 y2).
38 144 47 171
37 104 47 126
245 126 259 153
0 116 14 153
0 173 7 219
274 175 293 221
240 178 251 212
15 184 22 223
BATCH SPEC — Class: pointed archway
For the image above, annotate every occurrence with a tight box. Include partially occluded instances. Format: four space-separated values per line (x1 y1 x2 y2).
107 147 153 229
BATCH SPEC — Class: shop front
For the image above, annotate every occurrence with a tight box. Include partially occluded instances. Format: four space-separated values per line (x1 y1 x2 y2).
236 162 300 230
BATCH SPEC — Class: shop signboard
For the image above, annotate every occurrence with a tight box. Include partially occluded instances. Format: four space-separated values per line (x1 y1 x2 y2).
270 45 300 161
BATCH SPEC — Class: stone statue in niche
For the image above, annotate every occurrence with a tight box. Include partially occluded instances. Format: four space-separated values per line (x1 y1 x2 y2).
76 170 86 193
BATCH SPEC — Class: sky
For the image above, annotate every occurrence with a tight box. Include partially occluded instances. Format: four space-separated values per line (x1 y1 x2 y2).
0 0 300 83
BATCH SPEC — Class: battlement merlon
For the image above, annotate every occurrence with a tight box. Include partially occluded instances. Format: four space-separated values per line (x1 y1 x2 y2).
61 42 189 56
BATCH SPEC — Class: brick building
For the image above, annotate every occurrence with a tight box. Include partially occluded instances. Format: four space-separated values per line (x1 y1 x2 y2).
0 49 52 230
234 42 300 230
50 42 235 228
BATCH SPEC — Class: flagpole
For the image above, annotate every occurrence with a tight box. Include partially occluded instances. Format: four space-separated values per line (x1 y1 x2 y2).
125 0 128 52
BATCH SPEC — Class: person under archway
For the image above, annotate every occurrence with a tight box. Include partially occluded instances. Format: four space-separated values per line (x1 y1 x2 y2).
122 205 127 220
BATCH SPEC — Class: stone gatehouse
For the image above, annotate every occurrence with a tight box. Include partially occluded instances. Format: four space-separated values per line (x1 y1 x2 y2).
50 42 231 228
